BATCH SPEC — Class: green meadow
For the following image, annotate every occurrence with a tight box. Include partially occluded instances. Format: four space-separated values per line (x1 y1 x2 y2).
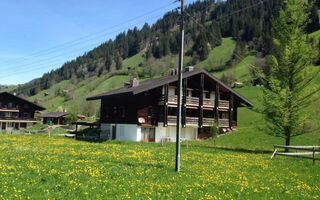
0 128 319 199
1 85 320 199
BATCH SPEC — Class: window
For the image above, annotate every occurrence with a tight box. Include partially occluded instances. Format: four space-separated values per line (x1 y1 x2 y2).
8 102 13 108
7 122 13 127
205 92 210 99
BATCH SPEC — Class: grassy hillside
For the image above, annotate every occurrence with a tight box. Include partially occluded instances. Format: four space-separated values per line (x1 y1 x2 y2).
26 32 320 118
26 38 238 115
122 52 144 69
28 74 130 115
196 37 236 71
213 55 256 83
0 85 17 93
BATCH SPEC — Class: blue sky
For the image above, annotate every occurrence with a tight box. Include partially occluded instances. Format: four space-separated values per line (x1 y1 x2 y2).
0 0 196 85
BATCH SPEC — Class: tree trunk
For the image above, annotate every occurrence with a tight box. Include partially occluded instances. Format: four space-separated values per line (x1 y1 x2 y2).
285 136 290 152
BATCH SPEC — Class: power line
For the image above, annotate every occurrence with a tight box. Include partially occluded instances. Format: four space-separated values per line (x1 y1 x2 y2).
1 0 266 82
214 0 267 21
0 13 164 75
0 13 166 79
0 2 177 67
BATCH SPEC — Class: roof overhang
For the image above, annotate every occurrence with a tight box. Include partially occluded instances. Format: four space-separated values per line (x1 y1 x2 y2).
86 69 254 107
0 92 45 110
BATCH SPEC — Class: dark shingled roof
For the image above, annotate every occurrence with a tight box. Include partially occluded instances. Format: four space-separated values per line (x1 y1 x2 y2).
87 69 253 107
40 112 68 118
0 92 45 110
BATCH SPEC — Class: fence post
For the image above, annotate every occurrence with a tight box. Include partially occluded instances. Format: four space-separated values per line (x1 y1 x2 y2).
313 147 315 165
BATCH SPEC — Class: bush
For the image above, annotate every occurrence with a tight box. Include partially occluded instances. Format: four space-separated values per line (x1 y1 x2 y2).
65 113 77 124
210 122 220 139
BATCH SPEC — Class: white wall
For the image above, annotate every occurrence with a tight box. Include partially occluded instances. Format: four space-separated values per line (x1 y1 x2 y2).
100 123 141 141
168 87 175 96
101 123 198 143
156 123 198 142
210 91 215 99
116 124 140 141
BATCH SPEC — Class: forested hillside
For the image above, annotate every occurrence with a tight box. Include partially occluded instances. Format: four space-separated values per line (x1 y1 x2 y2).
13 0 284 96
10 0 320 116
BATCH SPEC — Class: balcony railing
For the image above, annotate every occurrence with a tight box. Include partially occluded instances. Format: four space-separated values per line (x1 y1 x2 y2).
0 117 39 122
203 98 214 107
168 116 198 125
186 97 199 107
166 95 230 109
168 95 178 105
203 118 214 126
0 107 20 112
218 100 230 109
218 119 230 127
167 116 230 127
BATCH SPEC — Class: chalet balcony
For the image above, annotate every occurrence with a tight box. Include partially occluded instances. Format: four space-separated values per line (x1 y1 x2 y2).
167 95 229 109
168 95 178 105
167 116 230 128
0 117 39 122
168 116 198 126
218 119 230 128
218 100 230 110
203 118 230 127
203 98 214 107
0 107 19 112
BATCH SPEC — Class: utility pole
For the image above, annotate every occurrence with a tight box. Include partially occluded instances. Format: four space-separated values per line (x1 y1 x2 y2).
176 0 184 172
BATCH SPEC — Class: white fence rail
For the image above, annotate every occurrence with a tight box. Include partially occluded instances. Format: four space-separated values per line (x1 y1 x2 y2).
271 145 320 164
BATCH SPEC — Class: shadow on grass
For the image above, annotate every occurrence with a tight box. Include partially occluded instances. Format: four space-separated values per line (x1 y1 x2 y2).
192 144 273 155
217 147 273 154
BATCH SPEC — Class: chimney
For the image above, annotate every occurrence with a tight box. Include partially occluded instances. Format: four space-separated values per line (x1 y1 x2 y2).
185 66 194 72
170 68 178 76
130 78 139 87
13 92 16 96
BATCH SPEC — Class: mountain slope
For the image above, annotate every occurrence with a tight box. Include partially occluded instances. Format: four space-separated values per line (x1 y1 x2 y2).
9 0 318 116
15 0 286 97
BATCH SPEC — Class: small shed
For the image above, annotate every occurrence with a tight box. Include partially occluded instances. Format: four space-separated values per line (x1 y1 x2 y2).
40 112 68 125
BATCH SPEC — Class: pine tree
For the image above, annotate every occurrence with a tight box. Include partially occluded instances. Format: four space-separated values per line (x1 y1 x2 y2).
115 54 123 70
105 55 113 72
257 0 319 147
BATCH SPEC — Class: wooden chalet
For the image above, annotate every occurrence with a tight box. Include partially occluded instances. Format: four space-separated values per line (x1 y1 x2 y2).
40 112 68 125
0 92 45 130
87 69 253 142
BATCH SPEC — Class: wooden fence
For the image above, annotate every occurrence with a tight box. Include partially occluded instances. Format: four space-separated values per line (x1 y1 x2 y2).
271 145 320 164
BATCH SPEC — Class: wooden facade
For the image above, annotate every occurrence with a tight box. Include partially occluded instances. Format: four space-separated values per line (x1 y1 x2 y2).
88 70 253 136
0 92 45 130
41 112 68 125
